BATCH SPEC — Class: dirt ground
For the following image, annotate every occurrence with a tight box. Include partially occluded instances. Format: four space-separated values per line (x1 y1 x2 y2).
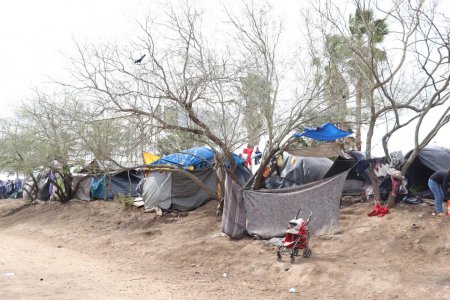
0 197 449 299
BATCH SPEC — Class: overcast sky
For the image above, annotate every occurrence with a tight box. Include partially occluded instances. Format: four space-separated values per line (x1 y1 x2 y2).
0 0 448 156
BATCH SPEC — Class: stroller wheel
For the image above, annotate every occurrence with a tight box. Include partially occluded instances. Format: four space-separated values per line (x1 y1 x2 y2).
290 254 295 263
293 248 299 256
303 248 312 258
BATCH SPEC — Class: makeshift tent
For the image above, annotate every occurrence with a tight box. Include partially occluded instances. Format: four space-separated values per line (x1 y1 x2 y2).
323 151 371 193
221 171 348 239
265 156 333 189
37 173 51 200
143 168 218 211
90 170 143 200
142 147 252 211
72 175 92 201
404 146 450 196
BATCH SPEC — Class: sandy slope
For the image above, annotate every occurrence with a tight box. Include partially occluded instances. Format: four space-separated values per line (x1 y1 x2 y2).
0 198 449 299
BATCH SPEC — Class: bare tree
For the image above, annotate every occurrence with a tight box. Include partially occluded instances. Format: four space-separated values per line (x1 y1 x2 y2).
315 0 450 205
226 1 333 189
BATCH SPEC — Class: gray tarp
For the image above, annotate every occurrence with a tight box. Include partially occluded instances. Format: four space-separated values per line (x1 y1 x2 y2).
244 171 348 238
265 156 333 189
143 168 217 211
416 146 450 171
221 171 348 239
72 175 92 201
281 156 333 185
109 171 143 198
143 172 172 209
23 177 35 200
38 177 51 200
171 168 217 211
221 175 247 239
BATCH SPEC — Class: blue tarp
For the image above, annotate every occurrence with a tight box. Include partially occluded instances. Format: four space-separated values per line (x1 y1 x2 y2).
151 147 215 170
90 171 143 200
151 147 246 170
91 176 107 199
293 123 352 141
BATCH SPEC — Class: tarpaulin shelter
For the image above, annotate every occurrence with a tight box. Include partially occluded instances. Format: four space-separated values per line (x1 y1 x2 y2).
221 171 348 239
77 159 144 200
142 168 218 211
265 156 333 189
404 146 450 196
72 175 91 201
323 151 371 193
90 170 143 200
142 147 252 211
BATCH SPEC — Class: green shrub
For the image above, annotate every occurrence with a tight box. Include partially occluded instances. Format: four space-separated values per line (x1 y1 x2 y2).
114 194 134 210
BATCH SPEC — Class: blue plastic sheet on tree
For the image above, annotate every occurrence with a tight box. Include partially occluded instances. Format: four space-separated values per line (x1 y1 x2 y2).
293 123 352 141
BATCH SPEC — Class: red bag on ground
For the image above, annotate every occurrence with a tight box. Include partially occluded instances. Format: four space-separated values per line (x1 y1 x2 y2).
368 204 389 217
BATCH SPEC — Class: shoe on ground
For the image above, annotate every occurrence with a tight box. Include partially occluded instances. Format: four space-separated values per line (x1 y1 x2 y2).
432 212 446 216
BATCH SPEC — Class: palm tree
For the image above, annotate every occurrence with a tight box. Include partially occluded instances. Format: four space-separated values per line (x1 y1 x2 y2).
349 8 388 151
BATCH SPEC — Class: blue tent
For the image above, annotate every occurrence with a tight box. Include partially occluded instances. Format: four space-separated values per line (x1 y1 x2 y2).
293 123 352 141
90 171 143 200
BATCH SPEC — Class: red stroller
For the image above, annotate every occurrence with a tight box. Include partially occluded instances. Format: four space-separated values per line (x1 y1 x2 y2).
276 209 312 263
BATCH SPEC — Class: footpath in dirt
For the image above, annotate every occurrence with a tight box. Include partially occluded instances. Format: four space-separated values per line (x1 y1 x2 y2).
0 198 450 299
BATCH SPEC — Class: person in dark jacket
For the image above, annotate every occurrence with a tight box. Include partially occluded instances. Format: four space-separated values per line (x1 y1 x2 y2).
428 168 450 216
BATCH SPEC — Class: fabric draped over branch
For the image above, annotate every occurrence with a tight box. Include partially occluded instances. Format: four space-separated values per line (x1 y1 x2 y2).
221 171 349 239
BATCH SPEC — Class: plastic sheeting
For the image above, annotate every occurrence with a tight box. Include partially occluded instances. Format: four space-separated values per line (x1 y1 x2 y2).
293 123 352 141
143 168 218 211
143 172 173 209
110 171 143 198
233 164 253 187
151 147 215 170
72 175 92 201
91 176 107 199
281 156 332 185
143 152 160 165
265 156 333 189
90 171 143 200
405 146 450 195
171 168 218 211
324 151 371 193
38 177 51 200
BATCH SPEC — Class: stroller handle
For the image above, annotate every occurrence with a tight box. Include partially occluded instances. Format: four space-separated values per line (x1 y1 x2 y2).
295 209 312 224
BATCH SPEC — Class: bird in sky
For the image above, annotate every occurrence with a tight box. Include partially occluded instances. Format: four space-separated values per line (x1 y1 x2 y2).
134 54 146 64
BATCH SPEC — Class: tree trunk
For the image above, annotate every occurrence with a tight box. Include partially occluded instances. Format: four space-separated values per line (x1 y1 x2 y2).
355 77 363 151
251 148 278 190
366 168 380 202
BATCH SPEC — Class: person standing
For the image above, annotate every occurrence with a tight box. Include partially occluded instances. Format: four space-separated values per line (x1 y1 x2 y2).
254 147 261 165
428 168 450 216
243 144 254 168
